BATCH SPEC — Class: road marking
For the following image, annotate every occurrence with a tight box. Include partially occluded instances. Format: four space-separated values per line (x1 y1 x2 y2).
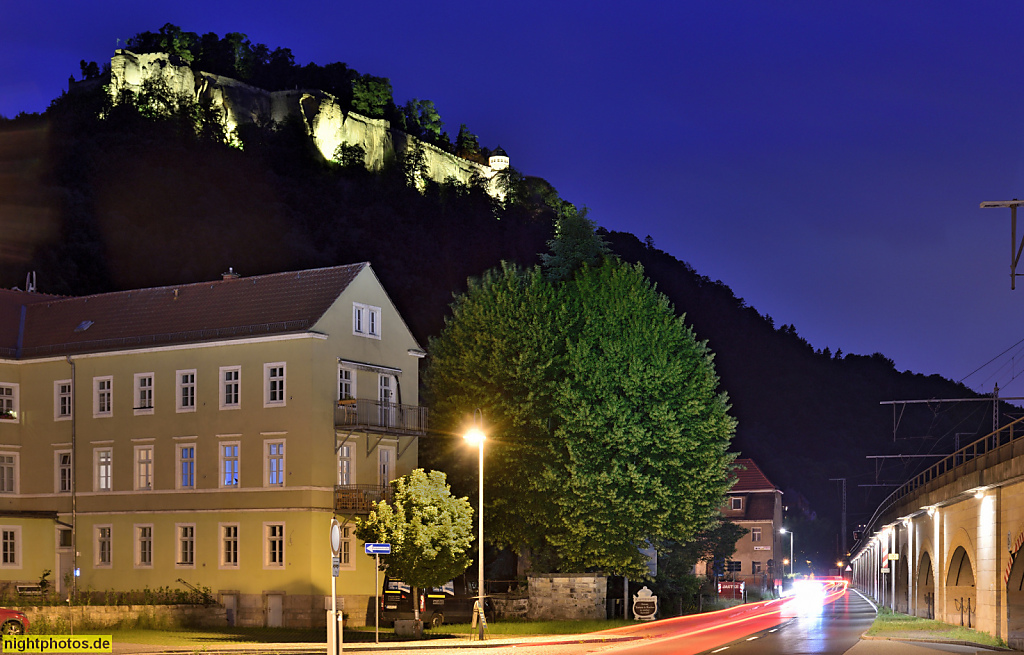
768 628 778 632
711 648 729 653
851 587 878 613
746 635 759 640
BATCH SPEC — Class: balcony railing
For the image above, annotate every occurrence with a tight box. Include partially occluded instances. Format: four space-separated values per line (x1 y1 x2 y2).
334 484 392 514
334 399 427 435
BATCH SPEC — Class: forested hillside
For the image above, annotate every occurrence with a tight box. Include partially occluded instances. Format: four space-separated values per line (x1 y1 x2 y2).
0 56 996 563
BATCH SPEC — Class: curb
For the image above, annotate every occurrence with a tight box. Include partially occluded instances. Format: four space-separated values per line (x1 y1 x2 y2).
860 632 1014 652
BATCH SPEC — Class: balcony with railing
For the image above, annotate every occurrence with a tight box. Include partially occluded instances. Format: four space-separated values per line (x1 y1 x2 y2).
334 399 427 435
334 483 392 514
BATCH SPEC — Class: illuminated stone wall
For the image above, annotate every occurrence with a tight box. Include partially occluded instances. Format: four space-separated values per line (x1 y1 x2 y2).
109 51 504 197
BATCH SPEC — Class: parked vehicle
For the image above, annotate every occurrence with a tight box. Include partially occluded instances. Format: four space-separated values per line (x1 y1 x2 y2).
0 608 29 634
381 575 494 628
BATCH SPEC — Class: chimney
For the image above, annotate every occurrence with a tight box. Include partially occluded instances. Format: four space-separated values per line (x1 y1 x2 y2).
222 267 240 281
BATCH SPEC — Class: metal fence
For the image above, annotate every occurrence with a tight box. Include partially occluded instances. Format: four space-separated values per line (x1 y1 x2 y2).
334 399 427 434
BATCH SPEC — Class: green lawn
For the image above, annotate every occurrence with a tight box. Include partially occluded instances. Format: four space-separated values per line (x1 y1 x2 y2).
866 608 1005 648
61 619 633 647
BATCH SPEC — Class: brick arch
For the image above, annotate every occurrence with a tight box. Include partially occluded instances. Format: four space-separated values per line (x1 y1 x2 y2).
945 527 976 577
1006 523 1024 583
917 549 936 619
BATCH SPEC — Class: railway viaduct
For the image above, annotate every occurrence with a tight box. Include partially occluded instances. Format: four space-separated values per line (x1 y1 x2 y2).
850 415 1024 647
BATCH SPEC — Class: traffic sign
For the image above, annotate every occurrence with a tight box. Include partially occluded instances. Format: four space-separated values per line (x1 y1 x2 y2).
330 519 343 557
365 542 391 555
332 557 340 577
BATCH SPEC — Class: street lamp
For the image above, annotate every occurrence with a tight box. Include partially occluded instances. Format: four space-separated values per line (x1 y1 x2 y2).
463 419 486 641
779 528 795 578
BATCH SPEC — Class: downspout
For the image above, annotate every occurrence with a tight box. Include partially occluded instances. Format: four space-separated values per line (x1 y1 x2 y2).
66 355 76 602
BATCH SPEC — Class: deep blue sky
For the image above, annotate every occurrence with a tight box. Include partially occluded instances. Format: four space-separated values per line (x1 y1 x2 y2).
5 1 1024 396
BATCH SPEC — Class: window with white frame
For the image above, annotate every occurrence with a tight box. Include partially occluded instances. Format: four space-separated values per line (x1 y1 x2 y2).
751 527 762 542
177 524 195 567
55 450 72 493
353 303 382 339
176 370 196 413
378 374 396 426
220 366 240 410
94 448 112 492
95 525 112 567
0 526 20 568
220 443 240 487
338 366 356 400
93 376 112 417
136 524 153 567
730 497 742 511
220 523 239 568
752 561 762 574
133 373 154 414
135 445 153 491
0 384 18 421
337 443 354 486
0 453 16 494
339 525 355 570
177 444 195 489
265 440 285 487
265 523 285 568
54 380 72 421
264 363 286 407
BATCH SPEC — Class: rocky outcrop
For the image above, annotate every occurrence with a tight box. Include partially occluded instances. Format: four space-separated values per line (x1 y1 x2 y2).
109 50 504 196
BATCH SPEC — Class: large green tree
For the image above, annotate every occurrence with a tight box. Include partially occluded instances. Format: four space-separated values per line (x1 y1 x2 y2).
355 469 474 620
426 252 737 579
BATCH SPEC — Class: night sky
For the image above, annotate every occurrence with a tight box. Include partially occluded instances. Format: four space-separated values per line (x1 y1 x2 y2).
4 1 1024 397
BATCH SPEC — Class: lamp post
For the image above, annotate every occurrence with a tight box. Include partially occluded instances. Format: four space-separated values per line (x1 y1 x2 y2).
464 419 486 641
780 528 794 578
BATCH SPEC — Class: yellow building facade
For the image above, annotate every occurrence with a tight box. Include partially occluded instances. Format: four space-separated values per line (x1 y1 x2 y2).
0 263 425 627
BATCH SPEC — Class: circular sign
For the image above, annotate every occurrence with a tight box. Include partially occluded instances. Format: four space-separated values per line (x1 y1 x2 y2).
330 518 343 557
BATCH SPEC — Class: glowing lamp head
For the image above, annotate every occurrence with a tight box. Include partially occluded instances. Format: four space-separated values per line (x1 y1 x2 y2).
779 528 788 534
464 427 486 445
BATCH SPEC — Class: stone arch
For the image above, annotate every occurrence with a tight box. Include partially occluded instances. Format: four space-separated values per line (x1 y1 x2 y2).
917 550 935 619
944 545 976 627
1005 525 1024 649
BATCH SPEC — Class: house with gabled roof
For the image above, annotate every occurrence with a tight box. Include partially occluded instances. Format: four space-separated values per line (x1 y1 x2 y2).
0 263 425 627
722 458 783 591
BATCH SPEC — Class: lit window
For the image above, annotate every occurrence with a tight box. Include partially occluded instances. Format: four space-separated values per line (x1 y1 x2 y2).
56 451 72 493
265 523 285 568
337 444 354 486
0 454 16 494
135 446 153 491
95 525 112 567
136 525 153 567
93 376 112 417
177 370 196 413
266 441 285 487
133 373 154 414
0 384 18 421
177 524 195 567
54 380 72 421
178 445 195 489
220 366 240 410
220 524 239 568
221 443 240 487
264 363 286 407
95 448 112 492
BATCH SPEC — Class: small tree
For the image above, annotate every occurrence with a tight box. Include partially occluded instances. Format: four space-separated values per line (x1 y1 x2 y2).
355 469 474 622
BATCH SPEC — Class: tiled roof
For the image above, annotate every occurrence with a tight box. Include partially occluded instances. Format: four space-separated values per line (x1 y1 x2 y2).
1 264 366 359
731 458 779 493
0 288 67 358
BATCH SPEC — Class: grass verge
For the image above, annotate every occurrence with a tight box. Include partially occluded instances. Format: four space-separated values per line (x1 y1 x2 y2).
866 607 1005 648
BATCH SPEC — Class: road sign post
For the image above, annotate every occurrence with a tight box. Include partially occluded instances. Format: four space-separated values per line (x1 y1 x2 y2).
329 519 344 654
364 543 390 644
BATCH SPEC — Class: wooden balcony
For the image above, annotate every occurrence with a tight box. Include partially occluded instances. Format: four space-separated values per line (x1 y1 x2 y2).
334 399 427 435
334 484 392 514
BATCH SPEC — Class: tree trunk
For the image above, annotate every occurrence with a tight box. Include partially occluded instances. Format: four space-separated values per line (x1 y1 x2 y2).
413 585 420 621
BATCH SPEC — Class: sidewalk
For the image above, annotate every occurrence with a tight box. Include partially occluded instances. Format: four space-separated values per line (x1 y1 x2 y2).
850 632 1019 654
113 633 641 655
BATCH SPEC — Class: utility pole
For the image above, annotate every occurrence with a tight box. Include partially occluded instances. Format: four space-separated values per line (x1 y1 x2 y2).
829 478 846 558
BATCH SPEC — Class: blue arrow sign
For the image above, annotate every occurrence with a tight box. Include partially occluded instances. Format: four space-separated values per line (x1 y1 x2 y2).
365 542 392 555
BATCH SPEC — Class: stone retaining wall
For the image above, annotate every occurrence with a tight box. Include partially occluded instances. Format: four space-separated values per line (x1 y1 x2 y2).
23 604 226 630
527 574 607 620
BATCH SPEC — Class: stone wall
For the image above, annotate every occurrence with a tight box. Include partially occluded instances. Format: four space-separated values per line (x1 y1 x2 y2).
109 51 503 198
527 574 607 620
23 604 226 630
